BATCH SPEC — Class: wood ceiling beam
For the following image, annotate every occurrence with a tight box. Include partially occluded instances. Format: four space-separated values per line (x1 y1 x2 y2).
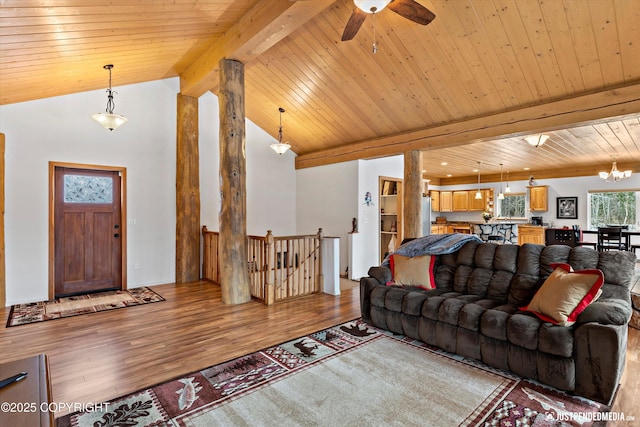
180 0 336 98
431 161 640 186
295 82 640 170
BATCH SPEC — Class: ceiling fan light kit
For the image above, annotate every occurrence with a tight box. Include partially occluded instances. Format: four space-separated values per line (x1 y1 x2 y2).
342 0 436 47
92 64 127 131
355 0 392 13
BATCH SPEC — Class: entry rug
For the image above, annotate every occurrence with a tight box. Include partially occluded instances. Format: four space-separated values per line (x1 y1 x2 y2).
6 287 165 327
57 320 610 427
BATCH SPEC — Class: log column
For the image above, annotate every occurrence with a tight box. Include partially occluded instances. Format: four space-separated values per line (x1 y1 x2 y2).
218 59 251 304
176 94 201 283
1 133 4 307
403 150 423 240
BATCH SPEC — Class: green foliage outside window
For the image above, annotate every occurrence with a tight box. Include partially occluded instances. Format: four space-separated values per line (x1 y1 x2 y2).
589 191 636 228
500 193 526 218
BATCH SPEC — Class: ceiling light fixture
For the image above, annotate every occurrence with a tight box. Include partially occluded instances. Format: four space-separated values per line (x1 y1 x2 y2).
92 64 127 131
505 170 511 193
475 162 482 200
599 157 632 182
498 163 505 200
271 107 291 155
525 134 549 148
354 0 391 13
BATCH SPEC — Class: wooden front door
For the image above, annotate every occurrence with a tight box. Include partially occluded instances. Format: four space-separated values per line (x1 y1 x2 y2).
54 167 122 297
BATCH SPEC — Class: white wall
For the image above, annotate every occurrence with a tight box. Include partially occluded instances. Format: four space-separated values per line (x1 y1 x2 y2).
198 92 297 236
1 78 297 305
296 161 359 276
352 156 404 279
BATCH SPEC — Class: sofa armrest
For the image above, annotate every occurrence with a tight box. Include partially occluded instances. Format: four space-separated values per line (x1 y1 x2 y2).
576 299 632 326
368 266 392 285
359 277 381 323
574 322 628 405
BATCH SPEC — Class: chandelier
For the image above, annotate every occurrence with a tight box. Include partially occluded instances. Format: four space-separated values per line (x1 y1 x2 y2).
92 64 127 131
271 107 291 155
599 159 632 182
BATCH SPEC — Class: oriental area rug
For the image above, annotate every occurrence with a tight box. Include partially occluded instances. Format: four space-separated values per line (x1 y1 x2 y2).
6 287 165 327
57 320 609 427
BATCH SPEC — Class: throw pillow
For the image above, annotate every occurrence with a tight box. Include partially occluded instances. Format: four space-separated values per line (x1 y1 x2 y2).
389 254 435 290
520 263 604 326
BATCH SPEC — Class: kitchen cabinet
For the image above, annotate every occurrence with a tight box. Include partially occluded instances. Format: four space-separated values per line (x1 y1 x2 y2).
529 185 548 212
431 190 440 211
440 191 453 212
518 225 546 245
452 191 469 211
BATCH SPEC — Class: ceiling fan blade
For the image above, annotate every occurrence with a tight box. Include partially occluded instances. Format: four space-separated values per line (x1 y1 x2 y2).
388 0 436 25
342 8 368 41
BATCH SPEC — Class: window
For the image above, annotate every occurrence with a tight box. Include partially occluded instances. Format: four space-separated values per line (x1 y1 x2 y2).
499 193 526 218
588 190 637 228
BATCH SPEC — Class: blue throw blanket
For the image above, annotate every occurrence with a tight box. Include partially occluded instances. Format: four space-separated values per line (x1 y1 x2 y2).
382 233 482 266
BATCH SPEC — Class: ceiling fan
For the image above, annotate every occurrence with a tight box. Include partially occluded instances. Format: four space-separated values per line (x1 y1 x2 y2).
341 0 436 42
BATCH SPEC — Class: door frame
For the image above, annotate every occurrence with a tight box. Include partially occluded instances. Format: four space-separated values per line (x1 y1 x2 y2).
49 161 127 300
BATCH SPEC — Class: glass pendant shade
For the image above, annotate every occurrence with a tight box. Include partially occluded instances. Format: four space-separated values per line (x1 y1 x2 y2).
475 191 482 200
92 111 127 131
270 141 291 155
354 0 391 13
498 192 505 200
525 134 549 147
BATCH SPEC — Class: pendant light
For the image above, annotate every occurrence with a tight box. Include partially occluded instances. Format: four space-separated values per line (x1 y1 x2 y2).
497 163 505 200
92 64 128 131
505 170 511 193
475 162 482 200
271 107 291 155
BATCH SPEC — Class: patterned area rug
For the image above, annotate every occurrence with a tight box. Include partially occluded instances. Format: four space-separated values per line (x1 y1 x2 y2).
6 287 165 327
57 320 610 427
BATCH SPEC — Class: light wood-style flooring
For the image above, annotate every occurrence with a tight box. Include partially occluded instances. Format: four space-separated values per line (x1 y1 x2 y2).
0 278 638 423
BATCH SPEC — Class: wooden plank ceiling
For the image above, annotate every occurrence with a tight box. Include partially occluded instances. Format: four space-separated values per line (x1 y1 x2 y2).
1 0 640 184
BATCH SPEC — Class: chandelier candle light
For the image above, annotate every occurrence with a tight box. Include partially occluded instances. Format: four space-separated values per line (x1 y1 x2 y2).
599 158 632 182
271 107 291 155
92 64 127 131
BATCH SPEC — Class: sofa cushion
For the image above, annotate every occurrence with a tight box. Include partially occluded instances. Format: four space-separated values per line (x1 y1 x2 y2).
521 263 604 326
507 313 540 350
390 254 435 289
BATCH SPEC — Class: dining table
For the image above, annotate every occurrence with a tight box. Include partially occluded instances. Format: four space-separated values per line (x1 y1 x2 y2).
580 228 640 252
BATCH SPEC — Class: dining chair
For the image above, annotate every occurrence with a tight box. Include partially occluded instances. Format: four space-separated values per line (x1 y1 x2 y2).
597 227 626 251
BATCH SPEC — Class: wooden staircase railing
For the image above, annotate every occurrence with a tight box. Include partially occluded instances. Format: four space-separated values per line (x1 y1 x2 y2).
202 226 324 304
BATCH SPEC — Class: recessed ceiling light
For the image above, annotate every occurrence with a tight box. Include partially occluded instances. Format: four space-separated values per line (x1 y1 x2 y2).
447 174 452 177
441 162 448 166
524 167 530 170
472 169 479 172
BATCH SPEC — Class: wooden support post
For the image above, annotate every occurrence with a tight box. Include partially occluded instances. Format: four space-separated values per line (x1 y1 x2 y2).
176 94 201 283
316 228 324 292
218 59 251 305
404 150 423 239
0 133 5 307
265 230 274 305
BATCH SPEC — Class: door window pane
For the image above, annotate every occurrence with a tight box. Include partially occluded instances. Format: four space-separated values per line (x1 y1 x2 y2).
64 175 113 203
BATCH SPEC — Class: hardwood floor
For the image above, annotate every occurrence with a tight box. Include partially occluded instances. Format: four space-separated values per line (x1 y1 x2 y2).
1 279 638 422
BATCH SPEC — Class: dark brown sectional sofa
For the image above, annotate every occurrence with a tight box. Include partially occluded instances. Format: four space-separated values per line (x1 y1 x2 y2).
359 240 636 405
